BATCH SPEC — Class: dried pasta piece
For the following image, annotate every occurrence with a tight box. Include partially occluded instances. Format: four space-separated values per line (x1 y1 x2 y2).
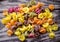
48 4 54 10
49 32 55 39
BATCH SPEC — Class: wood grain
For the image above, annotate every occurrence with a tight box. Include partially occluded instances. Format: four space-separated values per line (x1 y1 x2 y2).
0 0 60 42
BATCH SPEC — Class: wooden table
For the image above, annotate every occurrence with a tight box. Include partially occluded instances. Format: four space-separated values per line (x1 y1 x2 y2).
0 0 60 42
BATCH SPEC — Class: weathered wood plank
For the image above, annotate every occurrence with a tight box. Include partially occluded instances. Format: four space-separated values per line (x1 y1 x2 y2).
0 5 60 13
0 31 60 41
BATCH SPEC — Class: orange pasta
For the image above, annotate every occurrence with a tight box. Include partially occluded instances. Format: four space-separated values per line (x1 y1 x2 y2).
47 19 54 24
48 4 54 10
39 27 46 33
37 20 43 25
34 17 39 23
7 30 13 36
6 23 12 29
3 10 8 16
10 20 16 25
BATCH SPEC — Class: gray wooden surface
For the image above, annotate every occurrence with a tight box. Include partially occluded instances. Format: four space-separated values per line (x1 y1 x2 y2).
0 0 60 42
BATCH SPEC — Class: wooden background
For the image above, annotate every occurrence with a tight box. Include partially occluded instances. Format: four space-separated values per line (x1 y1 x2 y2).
0 0 60 42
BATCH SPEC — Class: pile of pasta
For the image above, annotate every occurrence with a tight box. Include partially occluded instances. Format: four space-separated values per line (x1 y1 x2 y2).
1 0 58 41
